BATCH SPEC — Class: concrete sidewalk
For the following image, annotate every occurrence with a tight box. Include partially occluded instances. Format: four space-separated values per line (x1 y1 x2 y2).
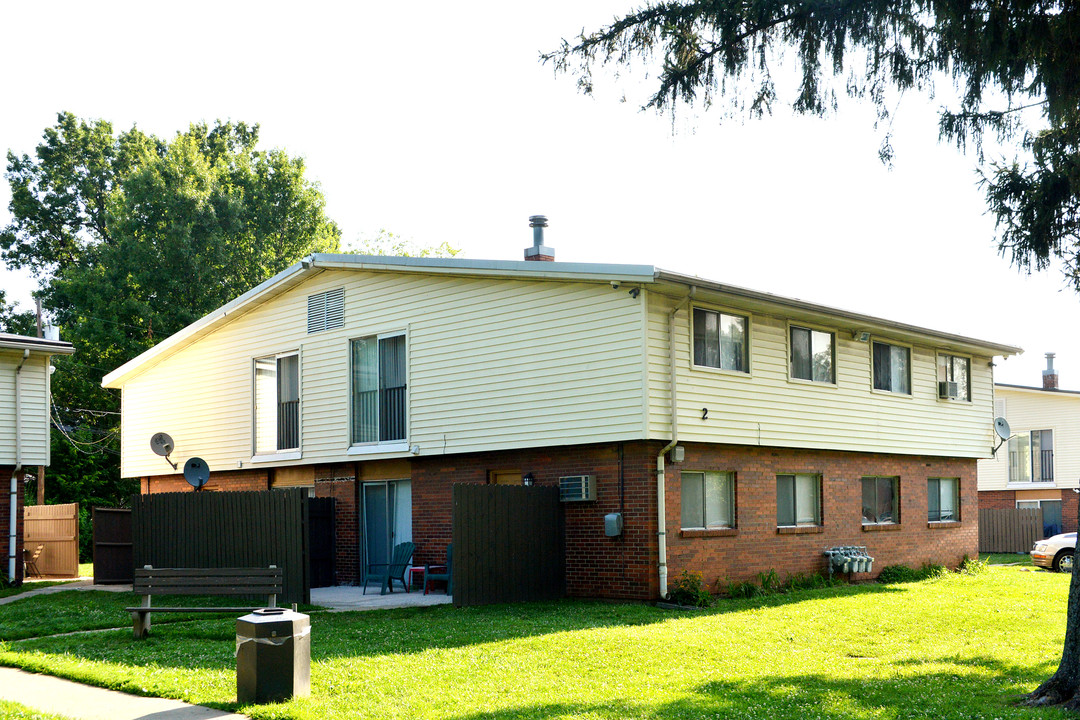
0 667 248 720
0 579 131 606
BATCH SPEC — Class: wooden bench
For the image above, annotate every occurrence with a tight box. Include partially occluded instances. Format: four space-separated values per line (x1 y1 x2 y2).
125 565 283 639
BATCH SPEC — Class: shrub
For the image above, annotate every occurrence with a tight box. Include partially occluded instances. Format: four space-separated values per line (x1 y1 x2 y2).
877 563 947 584
959 555 989 576
668 570 713 607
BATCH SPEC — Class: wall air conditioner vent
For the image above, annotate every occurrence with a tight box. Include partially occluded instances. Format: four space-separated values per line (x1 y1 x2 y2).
307 287 345 334
938 381 959 399
559 475 595 502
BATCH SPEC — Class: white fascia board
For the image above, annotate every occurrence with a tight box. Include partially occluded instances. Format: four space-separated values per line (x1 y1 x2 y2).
655 269 1023 358
101 262 312 388
308 254 656 283
0 335 74 356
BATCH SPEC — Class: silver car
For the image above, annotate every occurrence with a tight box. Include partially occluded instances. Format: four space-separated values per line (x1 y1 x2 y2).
1032 532 1076 572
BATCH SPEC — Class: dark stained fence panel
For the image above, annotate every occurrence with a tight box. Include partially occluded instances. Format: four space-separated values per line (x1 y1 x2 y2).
452 484 563 607
979 507 1043 553
132 489 309 605
92 507 133 584
308 497 336 588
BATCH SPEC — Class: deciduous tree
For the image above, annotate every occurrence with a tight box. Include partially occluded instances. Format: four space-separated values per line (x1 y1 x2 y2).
545 0 1080 707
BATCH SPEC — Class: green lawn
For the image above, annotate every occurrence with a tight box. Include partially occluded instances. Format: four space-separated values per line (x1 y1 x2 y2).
0 700 71 720
0 567 1073 720
983 553 1035 566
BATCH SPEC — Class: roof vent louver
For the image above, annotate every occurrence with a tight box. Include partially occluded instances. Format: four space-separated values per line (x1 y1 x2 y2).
307 288 345 334
559 475 595 502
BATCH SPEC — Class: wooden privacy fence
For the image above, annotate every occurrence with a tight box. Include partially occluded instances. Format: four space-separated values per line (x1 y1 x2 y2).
452 483 564 607
23 503 79 578
132 489 309 605
979 507 1043 553
92 507 133 584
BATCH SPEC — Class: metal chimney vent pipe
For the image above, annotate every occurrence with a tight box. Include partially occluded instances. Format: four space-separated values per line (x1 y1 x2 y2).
1043 352 1059 390
525 215 555 261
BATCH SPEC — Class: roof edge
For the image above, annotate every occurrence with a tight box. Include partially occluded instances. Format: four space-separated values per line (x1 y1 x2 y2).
655 269 1022 357
0 333 75 355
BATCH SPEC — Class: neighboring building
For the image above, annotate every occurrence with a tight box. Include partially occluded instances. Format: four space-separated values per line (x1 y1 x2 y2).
102 224 1020 600
978 354 1080 537
1 332 74 583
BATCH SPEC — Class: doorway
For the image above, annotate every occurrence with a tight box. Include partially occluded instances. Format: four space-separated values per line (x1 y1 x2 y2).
362 480 412 570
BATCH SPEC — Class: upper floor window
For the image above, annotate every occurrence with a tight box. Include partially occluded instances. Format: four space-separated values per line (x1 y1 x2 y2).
862 476 899 524
790 326 834 383
254 352 299 454
350 333 407 445
681 471 735 529
872 341 910 394
927 478 959 522
693 308 748 373
937 353 970 401
1009 429 1054 483
776 473 822 526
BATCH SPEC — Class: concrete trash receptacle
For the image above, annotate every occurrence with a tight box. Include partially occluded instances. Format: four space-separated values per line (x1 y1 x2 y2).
236 608 311 704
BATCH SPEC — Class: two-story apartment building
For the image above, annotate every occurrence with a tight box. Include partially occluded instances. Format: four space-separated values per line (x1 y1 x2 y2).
978 354 1080 537
1 331 74 583
102 232 1021 600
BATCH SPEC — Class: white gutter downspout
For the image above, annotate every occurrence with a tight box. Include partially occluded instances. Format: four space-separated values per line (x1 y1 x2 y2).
9 349 29 583
657 288 694 600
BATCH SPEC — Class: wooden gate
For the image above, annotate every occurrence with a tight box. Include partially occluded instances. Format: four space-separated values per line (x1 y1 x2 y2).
92 507 133 584
452 484 564 607
308 497 335 588
23 503 79 578
979 507 1043 553
132 489 310 604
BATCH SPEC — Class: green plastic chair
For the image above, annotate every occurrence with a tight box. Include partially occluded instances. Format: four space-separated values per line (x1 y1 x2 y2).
424 543 452 596
363 541 415 595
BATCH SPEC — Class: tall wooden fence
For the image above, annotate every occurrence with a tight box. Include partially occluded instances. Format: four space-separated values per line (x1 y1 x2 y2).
92 507 133 584
23 503 79 578
452 484 564 607
979 507 1043 553
132 489 309 604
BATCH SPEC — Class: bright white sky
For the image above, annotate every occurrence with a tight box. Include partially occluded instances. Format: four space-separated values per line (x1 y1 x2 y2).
1 0 1077 389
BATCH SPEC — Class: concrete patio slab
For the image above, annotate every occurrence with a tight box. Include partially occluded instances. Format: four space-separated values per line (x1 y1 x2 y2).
309 585 452 611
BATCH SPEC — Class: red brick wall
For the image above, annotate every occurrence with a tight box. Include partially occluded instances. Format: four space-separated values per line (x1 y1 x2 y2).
977 490 1015 510
411 441 662 600
142 469 269 494
314 465 359 584
668 444 979 593
0 466 25 583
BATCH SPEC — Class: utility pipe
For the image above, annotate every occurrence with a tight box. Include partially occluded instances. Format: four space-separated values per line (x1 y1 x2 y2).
656 288 693 600
9 349 29 583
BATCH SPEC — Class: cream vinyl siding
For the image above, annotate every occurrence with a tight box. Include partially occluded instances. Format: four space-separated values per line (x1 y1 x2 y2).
646 294 995 458
0 351 51 466
976 387 1080 491
116 271 647 478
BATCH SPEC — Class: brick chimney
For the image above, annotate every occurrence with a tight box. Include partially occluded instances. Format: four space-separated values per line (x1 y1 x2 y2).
524 215 554 261
1043 352 1059 390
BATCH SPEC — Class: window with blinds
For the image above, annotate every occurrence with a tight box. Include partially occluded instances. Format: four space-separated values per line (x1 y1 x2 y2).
307 288 345 333
350 333 407 444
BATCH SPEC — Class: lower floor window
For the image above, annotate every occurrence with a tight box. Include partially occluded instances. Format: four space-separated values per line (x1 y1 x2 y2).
776 473 821 526
927 478 959 522
862 476 899 524
681 471 735 529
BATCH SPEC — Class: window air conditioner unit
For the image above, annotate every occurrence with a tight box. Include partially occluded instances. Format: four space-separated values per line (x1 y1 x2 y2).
559 475 596 502
938 381 959 399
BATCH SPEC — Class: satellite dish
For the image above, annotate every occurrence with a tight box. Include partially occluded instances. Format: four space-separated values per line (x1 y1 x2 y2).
183 457 210 490
150 433 174 456
994 417 1011 441
150 432 178 470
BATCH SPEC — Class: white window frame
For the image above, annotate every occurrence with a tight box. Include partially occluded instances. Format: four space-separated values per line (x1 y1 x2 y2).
936 352 971 402
690 306 751 375
776 473 823 527
348 330 409 453
251 350 301 461
787 323 837 386
871 339 913 396
680 470 736 530
1008 429 1055 485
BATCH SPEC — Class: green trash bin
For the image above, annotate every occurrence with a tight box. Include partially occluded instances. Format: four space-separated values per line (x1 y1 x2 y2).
236 608 311 704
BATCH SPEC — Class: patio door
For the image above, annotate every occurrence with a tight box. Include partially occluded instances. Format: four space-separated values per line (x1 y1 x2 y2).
362 480 412 569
